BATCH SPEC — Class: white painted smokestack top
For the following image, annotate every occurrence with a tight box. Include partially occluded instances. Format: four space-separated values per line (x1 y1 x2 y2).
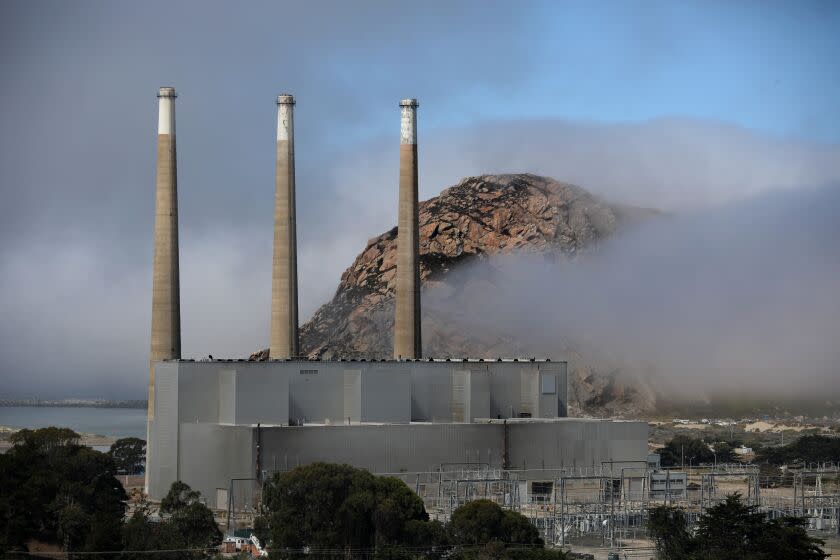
148 87 181 492
269 94 299 359
394 99 421 359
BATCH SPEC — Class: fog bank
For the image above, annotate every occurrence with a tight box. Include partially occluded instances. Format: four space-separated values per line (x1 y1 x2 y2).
426 183 840 401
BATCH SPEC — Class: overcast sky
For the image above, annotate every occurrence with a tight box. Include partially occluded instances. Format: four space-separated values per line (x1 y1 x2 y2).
0 0 838 399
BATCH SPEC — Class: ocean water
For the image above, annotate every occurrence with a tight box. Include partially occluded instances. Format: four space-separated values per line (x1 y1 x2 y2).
0 406 147 439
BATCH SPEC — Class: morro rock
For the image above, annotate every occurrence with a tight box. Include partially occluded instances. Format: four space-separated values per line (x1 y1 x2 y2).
252 173 658 415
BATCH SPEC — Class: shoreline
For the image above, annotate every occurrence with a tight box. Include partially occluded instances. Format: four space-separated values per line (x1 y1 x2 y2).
0 401 146 409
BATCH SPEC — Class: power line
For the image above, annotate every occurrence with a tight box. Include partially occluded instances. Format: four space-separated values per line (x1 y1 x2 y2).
1 542 550 557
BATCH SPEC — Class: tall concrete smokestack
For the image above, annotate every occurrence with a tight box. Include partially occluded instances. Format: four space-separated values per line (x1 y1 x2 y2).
394 98 421 359
269 94 299 359
147 87 181 491
149 86 181 409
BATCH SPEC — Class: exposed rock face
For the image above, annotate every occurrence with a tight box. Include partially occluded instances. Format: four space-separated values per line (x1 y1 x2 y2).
251 173 659 416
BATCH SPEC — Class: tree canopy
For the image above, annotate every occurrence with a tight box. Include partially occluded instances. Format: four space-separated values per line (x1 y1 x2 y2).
258 463 563 560
648 494 826 560
259 462 435 557
711 441 736 464
122 481 222 560
756 435 840 466
659 435 716 467
0 427 127 554
449 500 542 547
447 500 561 560
109 437 146 474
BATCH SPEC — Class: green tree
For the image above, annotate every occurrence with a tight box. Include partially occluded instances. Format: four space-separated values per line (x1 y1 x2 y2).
171 501 223 552
122 504 187 560
108 437 146 474
259 463 438 559
693 494 825 560
404 518 448 548
647 506 693 560
449 500 507 546
756 435 840 466
258 464 561 560
161 481 222 554
649 494 826 560
448 500 542 549
501 510 541 545
0 427 126 555
9 427 79 450
712 442 736 464
253 515 271 549
123 482 221 559
161 480 202 514
660 435 715 467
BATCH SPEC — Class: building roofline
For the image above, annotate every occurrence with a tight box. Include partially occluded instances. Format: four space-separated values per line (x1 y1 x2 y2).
163 357 559 364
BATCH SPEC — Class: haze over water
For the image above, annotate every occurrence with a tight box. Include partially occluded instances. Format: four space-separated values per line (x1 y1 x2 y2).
0 407 146 439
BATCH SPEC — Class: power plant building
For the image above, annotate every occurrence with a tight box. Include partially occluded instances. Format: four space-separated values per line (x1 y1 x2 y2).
144 91 648 504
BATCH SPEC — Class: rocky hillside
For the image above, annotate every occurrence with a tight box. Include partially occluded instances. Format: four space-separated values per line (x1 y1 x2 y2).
253 173 660 416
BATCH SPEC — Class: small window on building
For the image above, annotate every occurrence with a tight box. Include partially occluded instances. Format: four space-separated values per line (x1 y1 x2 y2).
300 369 318 375
531 481 553 495
541 374 556 394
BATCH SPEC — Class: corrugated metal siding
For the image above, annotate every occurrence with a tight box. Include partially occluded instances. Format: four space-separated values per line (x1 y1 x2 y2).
150 364 178 499
234 365 289 425
469 369 491 420
178 424 254 506
259 423 508 474
451 370 469 423
219 369 235 424
506 420 648 471
178 363 221 423
520 370 539 417
258 421 649 475
343 370 361 423
361 368 410 423
169 360 570 428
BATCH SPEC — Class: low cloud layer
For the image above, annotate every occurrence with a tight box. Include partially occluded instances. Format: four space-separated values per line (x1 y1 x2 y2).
1 119 838 399
426 182 840 400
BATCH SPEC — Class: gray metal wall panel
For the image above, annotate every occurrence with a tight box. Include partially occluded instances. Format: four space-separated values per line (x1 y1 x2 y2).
520 369 539 417
343 370 361 423
168 360 569 426
178 363 220 423
259 423 506 474
551 363 569 416
469 370 491 420
288 362 344 424
538 374 559 418
361 368 410 423
256 420 647 476
506 420 648 470
234 366 289 425
177 423 254 506
219 369 235 424
410 363 453 421
149 362 179 499
451 370 469 422
487 363 518 417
